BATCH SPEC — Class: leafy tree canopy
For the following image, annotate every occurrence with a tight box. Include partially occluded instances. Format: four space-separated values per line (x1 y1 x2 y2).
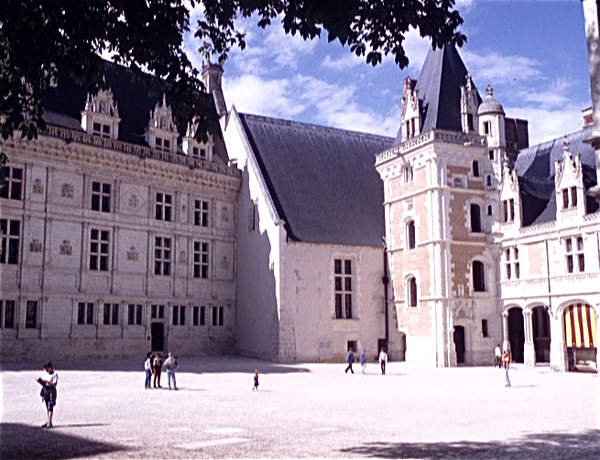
0 0 465 142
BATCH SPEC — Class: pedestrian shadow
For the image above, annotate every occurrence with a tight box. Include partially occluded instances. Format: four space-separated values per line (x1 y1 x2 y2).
0 422 126 460
338 429 600 459
0 356 311 375
52 423 110 429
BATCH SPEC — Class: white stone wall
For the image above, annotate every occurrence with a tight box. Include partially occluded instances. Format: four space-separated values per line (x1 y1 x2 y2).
0 132 240 362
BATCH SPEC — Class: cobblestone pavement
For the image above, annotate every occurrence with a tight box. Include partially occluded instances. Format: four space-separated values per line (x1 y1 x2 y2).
1 357 599 459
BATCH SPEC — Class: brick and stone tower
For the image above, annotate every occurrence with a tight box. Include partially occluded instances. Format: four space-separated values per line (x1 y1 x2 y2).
376 45 502 367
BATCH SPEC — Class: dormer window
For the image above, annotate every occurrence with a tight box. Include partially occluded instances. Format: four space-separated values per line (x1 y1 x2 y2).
81 89 121 140
146 95 179 154
562 187 577 209
183 120 214 161
401 77 421 141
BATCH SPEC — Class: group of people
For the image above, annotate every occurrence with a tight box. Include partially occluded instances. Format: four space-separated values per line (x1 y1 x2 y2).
145 351 179 390
494 343 512 387
345 348 388 375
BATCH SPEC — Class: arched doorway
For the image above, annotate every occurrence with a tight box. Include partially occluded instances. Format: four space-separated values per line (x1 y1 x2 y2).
454 326 466 364
508 308 525 363
564 303 597 371
532 306 551 363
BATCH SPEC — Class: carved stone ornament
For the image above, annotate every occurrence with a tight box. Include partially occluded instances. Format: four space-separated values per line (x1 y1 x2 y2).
179 250 187 264
128 194 139 209
60 240 72 256
127 246 139 261
221 256 230 269
61 183 74 199
29 239 43 253
32 179 44 194
221 206 229 222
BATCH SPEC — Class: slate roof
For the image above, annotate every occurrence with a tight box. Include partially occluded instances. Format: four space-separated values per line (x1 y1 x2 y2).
515 125 598 226
238 113 393 246
395 45 480 144
39 61 229 163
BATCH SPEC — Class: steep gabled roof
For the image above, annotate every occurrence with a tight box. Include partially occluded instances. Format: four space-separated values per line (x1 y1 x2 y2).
238 113 393 246
395 45 480 144
515 125 598 226
39 61 229 163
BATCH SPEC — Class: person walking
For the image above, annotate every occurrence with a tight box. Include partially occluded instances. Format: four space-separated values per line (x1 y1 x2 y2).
503 348 512 387
494 344 502 368
344 348 355 374
379 348 388 375
38 361 58 428
163 352 179 390
359 349 367 374
144 352 153 389
253 370 260 391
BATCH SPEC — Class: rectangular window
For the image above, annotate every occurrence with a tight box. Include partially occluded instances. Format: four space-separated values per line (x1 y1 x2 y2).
194 200 209 227
173 306 179 325
103 303 118 325
180 306 186 326
218 306 223 326
91 182 111 212
489 150 495 161
25 301 37 329
1 300 15 328
565 236 584 273
193 241 209 279
0 166 23 200
128 304 143 325
0 219 20 264
212 306 218 326
504 247 520 280
334 258 354 319
193 306 199 326
90 229 110 271
155 193 172 221
563 189 569 209
200 306 206 326
154 237 171 276
482 319 489 338
571 187 577 208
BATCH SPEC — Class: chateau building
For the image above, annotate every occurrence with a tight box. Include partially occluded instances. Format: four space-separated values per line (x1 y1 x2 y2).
1 1 598 370
0 64 240 361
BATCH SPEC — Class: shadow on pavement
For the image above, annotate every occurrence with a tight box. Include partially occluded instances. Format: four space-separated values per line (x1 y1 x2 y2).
0 422 126 460
0 355 310 375
339 430 600 459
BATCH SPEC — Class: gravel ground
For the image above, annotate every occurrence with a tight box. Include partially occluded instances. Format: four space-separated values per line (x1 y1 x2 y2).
1 356 599 459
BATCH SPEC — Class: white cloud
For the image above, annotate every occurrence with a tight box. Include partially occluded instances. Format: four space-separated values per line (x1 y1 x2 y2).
508 103 584 146
462 49 543 87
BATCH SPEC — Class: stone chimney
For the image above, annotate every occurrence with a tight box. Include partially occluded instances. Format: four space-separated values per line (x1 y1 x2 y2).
202 63 227 117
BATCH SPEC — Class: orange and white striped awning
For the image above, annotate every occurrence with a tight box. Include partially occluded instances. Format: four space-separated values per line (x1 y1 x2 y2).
564 304 597 348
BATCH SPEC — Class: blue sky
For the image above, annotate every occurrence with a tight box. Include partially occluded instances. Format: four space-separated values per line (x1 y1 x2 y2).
185 0 592 146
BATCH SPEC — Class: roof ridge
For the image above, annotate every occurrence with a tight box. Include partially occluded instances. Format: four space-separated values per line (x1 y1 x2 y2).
239 112 394 142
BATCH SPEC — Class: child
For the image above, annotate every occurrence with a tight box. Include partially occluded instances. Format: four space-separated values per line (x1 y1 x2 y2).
38 361 58 428
253 370 259 391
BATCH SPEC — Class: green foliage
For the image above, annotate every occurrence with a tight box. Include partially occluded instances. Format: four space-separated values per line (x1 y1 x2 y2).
0 0 465 143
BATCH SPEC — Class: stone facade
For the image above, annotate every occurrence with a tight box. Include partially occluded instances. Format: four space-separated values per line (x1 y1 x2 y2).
0 84 241 362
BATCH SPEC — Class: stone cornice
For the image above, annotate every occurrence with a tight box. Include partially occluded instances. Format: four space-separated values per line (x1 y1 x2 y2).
2 130 241 195
375 129 486 166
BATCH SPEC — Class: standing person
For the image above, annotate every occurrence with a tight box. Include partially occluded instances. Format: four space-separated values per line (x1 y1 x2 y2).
253 370 259 391
359 349 367 374
344 348 355 374
153 353 163 388
503 348 512 387
163 352 179 390
379 348 388 375
38 361 58 428
144 352 153 389
494 344 502 368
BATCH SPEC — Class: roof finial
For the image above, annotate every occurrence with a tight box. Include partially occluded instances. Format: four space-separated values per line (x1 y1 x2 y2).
486 84 493 97
563 135 570 153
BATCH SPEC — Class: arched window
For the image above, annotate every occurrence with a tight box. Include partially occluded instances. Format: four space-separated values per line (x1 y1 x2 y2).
406 220 416 250
470 204 482 232
407 276 418 307
472 261 486 292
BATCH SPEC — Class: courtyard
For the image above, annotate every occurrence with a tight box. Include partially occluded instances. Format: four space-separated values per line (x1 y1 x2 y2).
1 356 599 459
